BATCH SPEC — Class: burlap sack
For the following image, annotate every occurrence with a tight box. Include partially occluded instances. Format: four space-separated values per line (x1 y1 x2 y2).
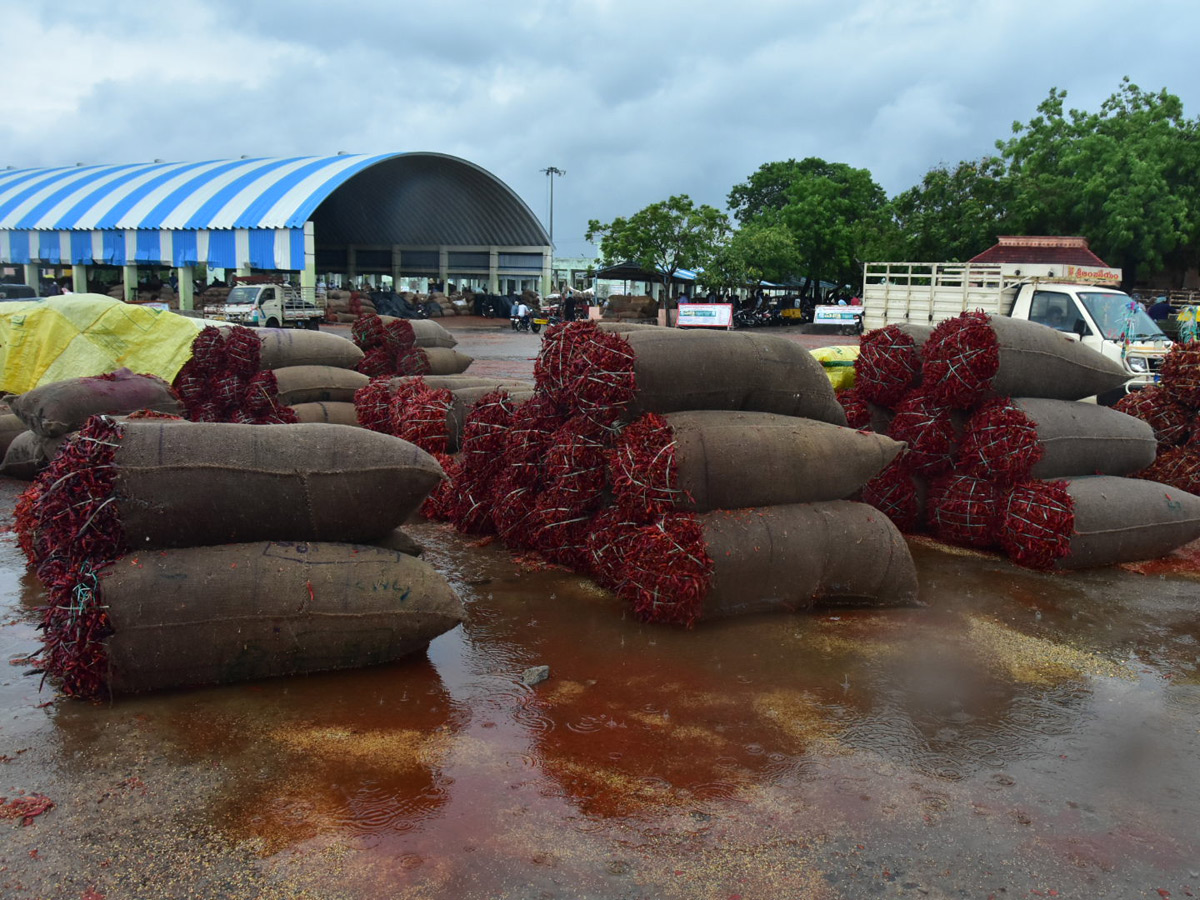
370 527 424 557
274 366 370 404
376 316 458 349
0 430 48 480
620 330 847 425
1019 398 1155 479
112 421 445 546
0 413 27 458
257 329 365 370
391 375 530 393
6 371 181 438
701 501 919 619
614 411 903 514
418 347 474 376
100 542 463 694
289 401 362 426
1004 475 1200 570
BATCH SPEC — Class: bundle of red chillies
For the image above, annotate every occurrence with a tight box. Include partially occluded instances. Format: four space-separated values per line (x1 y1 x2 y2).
955 398 1044 484
856 325 921 407
887 391 959 475
922 311 999 409
1000 480 1075 569
861 459 925 535
608 413 684 521
173 325 295 424
927 474 1003 549
388 381 455 454
836 387 872 431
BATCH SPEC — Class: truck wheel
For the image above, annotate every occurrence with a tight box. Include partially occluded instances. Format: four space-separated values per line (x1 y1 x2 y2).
265 318 280 329
306 319 320 331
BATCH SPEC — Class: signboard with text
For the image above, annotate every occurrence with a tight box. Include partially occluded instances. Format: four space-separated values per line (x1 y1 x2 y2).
676 303 733 328
813 305 862 325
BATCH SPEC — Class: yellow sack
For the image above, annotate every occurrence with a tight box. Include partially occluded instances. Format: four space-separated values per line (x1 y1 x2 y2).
0 295 205 394
810 345 859 391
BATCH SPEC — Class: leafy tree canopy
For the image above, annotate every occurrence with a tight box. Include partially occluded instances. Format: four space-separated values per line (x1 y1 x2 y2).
585 194 730 284
706 222 801 289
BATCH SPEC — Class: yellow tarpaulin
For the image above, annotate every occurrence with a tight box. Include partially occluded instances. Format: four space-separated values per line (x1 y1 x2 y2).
0 295 205 394
810 344 859 391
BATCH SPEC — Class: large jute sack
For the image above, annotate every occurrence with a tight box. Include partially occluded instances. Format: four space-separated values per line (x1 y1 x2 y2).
417 347 474 376
1 430 49 480
551 327 846 425
274 366 370 404
609 410 903 517
956 398 1157 483
290 401 362 427
0 413 26 457
391 375 530 393
99 542 463 694
376 316 458 349
1001 475 1200 570
923 313 1129 408
370 527 423 557
6 370 181 438
595 501 918 625
256 329 365 370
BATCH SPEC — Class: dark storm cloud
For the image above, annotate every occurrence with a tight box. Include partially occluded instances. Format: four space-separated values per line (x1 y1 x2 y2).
5 0 1199 259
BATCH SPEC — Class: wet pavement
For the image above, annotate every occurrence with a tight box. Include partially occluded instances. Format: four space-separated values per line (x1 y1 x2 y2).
1 320 1198 899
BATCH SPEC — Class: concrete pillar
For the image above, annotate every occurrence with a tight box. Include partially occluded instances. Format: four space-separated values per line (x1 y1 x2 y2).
123 264 138 303
23 264 38 290
300 222 317 300
235 263 252 279
438 247 448 291
541 250 552 297
176 265 194 311
391 245 402 290
71 264 87 294
488 248 499 294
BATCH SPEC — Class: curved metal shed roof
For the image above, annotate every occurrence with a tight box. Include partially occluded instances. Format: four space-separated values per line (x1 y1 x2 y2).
0 152 549 246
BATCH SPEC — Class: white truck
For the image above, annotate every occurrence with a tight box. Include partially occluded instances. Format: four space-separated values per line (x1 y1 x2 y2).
207 279 324 330
862 261 1171 399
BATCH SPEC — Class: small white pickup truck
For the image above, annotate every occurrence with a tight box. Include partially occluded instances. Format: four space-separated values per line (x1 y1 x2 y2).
209 282 324 330
862 261 1171 400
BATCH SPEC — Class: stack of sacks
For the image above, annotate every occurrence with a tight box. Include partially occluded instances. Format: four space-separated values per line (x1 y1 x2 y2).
14 419 461 698
173 325 370 426
349 312 472 378
1 371 181 479
1116 341 1200 494
424 321 918 625
601 295 657 321
848 314 1200 569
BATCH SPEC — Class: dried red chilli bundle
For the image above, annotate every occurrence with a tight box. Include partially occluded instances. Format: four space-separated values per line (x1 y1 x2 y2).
447 466 497 535
956 397 1043 484
887 391 959 475
489 472 539 547
856 325 921 407
533 320 594 397
927 473 1004 549
837 387 872 430
504 393 567 487
529 496 594 571
614 513 714 627
382 318 416 353
349 293 365 315
188 326 227 375
1134 446 1200 495
1114 386 1193 446
223 326 262 375
243 370 282 416
568 329 638 422
125 409 184 420
543 415 613 514
421 452 460 520
389 381 455 453
608 413 683 521
356 346 395 378
1000 479 1074 570
395 348 433 377
459 389 521 476
213 372 247 411
16 416 127 698
861 457 925 534
354 376 394 432
1159 340 1200 408
351 312 387 350
171 364 207 409
584 508 645 590
922 311 999 409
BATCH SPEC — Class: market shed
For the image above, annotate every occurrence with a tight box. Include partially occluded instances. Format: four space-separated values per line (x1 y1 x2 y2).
0 152 550 307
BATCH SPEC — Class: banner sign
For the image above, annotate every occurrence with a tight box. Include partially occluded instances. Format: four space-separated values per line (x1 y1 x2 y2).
813 305 863 324
677 303 733 328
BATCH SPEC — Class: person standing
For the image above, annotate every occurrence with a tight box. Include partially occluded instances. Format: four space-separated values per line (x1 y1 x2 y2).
563 286 576 322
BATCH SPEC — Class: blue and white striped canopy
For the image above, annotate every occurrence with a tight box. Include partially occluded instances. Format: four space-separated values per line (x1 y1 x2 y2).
0 153 402 271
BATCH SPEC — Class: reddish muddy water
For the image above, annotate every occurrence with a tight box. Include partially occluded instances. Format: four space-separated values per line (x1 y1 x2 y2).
1 321 1198 899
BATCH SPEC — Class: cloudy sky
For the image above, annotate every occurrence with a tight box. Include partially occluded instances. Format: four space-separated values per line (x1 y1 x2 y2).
4 0 1198 259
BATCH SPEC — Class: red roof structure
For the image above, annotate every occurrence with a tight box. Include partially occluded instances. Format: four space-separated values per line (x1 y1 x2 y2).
968 236 1110 267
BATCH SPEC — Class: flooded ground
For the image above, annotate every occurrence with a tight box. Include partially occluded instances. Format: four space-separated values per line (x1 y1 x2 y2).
1 320 1198 899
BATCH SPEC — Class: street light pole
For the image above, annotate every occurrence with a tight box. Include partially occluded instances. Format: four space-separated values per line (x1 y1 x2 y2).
541 167 564 294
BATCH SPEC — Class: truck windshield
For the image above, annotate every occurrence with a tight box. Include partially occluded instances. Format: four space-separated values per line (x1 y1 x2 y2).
1078 291 1165 341
226 287 258 306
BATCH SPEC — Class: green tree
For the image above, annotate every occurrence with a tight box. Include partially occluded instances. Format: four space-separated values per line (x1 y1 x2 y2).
585 194 730 290
706 222 801 290
1000 78 1200 284
885 156 1012 261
